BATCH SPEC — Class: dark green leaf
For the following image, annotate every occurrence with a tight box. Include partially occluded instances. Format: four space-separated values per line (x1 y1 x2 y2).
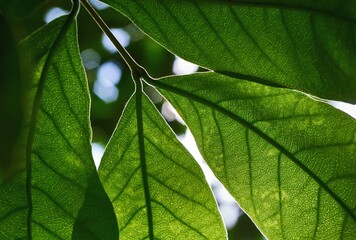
104 0 356 103
0 11 23 179
0 175 27 239
72 172 118 240
0 0 48 19
19 15 117 238
0 12 26 240
149 72 356 239
99 90 226 239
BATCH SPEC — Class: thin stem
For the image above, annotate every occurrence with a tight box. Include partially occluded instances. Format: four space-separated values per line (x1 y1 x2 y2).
80 0 148 80
81 2 155 236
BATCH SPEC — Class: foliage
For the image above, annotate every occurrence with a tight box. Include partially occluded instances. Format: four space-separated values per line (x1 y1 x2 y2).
0 0 355 239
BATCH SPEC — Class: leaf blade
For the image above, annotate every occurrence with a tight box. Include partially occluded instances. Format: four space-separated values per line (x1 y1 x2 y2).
19 16 117 239
99 91 226 239
150 72 356 239
104 0 356 102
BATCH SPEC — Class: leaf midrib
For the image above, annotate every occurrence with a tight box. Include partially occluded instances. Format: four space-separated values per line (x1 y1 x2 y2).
149 78 356 222
135 87 154 239
25 1 80 238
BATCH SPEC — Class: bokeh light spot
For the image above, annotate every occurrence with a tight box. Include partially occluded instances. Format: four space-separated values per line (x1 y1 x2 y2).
93 61 121 103
89 0 109 10
173 56 199 75
92 142 104 169
44 7 68 23
81 48 101 70
102 28 131 53
98 61 122 85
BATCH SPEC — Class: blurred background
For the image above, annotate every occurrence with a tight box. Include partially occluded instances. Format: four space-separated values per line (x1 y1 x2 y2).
2 0 276 238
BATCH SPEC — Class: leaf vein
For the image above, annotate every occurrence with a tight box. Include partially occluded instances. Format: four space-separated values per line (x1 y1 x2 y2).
144 137 205 185
151 199 208 239
151 79 356 221
147 173 211 212
102 134 137 182
0 206 27 224
192 2 242 66
32 220 64 240
31 186 75 220
39 106 86 164
112 166 141 203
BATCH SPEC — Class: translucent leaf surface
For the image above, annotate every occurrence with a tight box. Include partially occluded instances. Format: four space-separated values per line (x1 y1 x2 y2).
99 90 226 239
19 13 117 239
149 73 356 239
104 0 356 103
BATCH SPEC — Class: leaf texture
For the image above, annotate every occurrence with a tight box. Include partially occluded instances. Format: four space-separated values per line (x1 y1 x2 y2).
149 72 356 239
104 0 356 103
19 15 117 239
99 89 226 239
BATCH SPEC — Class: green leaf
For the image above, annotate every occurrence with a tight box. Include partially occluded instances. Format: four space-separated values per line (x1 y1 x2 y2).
99 89 226 239
148 72 356 239
0 11 26 239
0 11 23 179
19 13 117 239
103 0 356 103
0 174 26 239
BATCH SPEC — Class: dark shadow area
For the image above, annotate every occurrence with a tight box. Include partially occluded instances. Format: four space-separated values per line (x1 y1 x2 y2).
228 213 264 240
0 11 23 180
72 171 119 240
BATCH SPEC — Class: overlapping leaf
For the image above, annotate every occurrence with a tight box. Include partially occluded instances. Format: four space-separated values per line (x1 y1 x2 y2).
148 72 356 239
104 0 356 103
18 12 117 239
99 90 226 239
0 12 26 239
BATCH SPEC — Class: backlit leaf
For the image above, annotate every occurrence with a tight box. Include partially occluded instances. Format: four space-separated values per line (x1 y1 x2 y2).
99 89 226 239
18 13 117 239
104 0 356 103
149 72 356 239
